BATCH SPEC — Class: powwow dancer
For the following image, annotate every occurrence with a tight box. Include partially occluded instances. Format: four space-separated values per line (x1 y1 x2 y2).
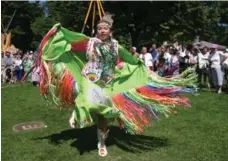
37 13 197 157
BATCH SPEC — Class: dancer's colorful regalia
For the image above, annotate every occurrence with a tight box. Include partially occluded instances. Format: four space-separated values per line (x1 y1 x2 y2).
38 14 197 157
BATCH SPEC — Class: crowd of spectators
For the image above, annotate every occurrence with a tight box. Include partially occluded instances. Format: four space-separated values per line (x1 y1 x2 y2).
1 50 40 86
130 41 228 94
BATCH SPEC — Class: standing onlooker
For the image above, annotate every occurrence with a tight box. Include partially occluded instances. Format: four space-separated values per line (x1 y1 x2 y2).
179 46 187 72
157 45 171 77
149 44 159 71
32 64 40 86
130 47 139 57
4 51 13 83
180 48 191 72
4 51 13 68
208 47 226 94
189 47 199 69
1 51 6 82
139 47 153 71
198 47 210 86
14 54 23 81
167 49 180 76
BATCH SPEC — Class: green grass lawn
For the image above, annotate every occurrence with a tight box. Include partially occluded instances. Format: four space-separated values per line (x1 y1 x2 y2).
2 84 228 161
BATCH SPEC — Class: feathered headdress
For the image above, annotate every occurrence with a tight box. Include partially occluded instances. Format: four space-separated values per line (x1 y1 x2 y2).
97 12 114 28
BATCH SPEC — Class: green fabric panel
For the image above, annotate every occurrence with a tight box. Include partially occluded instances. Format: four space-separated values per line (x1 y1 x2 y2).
42 23 89 61
104 63 148 96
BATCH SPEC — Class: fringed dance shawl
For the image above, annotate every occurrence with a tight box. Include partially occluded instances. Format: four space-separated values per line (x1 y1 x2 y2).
38 23 197 134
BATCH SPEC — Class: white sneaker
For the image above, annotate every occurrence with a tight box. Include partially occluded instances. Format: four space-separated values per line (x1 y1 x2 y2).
98 145 108 157
97 129 109 157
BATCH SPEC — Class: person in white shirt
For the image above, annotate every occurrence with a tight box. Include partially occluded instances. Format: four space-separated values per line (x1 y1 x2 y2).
139 47 153 71
197 47 210 86
208 47 227 94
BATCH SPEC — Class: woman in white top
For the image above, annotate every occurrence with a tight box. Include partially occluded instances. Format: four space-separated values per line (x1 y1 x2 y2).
139 47 153 71
208 47 227 93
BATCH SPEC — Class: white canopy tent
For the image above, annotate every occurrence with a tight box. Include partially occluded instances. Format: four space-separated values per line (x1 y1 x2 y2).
194 41 226 51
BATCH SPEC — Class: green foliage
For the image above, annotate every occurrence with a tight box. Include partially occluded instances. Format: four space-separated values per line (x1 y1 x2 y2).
44 1 88 31
1 1 227 52
116 35 132 50
1 1 44 51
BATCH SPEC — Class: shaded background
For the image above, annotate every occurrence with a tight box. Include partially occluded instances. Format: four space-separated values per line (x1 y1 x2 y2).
1 1 228 51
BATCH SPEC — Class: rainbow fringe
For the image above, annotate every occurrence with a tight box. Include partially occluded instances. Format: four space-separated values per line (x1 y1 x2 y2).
37 28 57 96
37 27 77 109
112 68 197 134
40 61 77 109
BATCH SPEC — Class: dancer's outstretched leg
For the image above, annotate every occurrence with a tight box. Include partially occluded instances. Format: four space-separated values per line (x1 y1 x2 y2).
97 115 109 157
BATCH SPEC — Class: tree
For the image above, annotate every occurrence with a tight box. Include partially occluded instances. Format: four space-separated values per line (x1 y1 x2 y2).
44 1 88 32
2 1 227 52
1 1 44 51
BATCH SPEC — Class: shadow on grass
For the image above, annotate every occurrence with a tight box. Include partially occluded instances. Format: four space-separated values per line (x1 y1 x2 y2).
35 125 168 155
